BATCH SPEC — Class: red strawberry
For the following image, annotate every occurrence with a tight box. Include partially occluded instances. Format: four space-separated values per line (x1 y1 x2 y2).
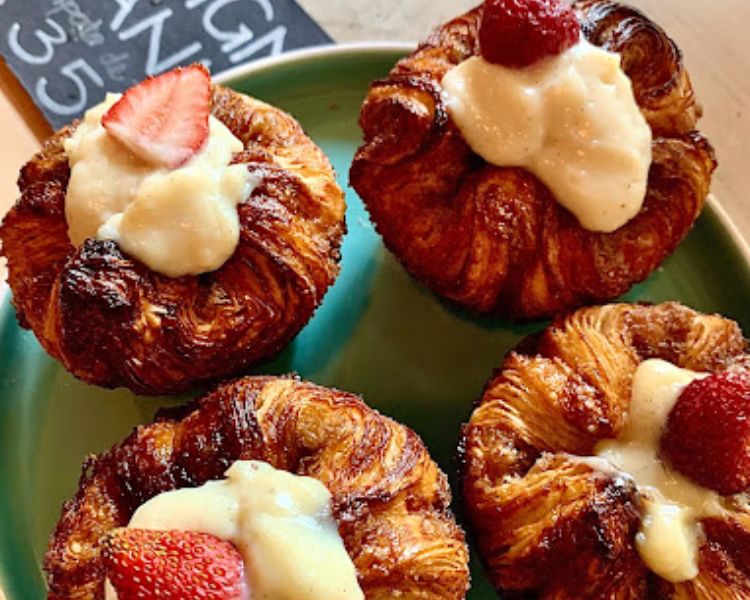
102 528 247 600
102 64 211 169
479 0 581 68
661 369 750 495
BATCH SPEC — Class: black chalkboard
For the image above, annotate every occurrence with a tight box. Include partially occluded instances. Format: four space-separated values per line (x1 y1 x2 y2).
0 0 332 129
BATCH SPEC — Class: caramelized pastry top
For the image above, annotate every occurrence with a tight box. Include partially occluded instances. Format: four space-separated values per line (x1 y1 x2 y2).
0 85 345 395
350 1 716 318
45 376 470 600
461 302 750 597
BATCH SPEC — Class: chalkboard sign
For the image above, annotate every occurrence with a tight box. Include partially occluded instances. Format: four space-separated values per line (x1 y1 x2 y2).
0 0 332 129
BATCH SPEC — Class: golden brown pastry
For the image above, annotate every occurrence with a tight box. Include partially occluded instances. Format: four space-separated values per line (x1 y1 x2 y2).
0 84 345 395
461 302 750 598
45 375 470 599
350 1 716 318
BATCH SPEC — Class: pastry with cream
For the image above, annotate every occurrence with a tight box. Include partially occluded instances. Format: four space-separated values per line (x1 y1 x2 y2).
350 0 716 318
0 65 345 394
45 375 470 599
461 302 750 597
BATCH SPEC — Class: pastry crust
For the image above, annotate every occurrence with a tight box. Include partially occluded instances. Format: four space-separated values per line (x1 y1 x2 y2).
461 302 750 598
0 86 345 395
45 375 470 600
350 1 716 318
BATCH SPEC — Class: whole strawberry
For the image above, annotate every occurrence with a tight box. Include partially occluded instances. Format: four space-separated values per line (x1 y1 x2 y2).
479 0 581 68
103 528 247 600
661 369 750 496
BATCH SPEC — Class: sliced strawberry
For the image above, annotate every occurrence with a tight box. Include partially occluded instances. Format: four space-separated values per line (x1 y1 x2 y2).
661 368 750 495
102 64 211 169
479 0 581 68
102 528 247 600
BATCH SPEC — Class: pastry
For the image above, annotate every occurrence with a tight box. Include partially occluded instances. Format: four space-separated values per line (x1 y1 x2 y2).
45 375 470 599
461 302 750 597
350 0 715 318
0 65 345 395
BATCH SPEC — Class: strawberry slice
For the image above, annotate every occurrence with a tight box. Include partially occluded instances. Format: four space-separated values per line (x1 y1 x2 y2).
102 528 247 600
102 64 211 169
661 368 750 495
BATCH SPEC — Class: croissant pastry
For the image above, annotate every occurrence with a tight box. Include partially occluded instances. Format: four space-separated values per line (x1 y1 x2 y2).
461 302 750 598
45 375 470 599
350 1 716 318
0 84 345 395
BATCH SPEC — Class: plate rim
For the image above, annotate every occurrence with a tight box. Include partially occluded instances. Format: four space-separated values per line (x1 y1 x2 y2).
2 42 749 299
705 193 750 265
213 41 416 85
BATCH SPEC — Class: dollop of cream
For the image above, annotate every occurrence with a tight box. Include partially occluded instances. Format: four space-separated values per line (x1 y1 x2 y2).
595 359 724 583
64 94 259 277
105 460 363 600
441 38 652 232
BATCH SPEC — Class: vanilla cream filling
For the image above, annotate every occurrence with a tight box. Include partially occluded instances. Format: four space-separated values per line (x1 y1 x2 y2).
441 38 652 233
64 94 259 277
595 359 724 582
105 460 363 600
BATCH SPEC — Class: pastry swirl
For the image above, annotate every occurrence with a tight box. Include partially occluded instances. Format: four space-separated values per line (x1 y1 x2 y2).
0 86 345 395
350 2 716 318
461 302 750 597
45 376 470 599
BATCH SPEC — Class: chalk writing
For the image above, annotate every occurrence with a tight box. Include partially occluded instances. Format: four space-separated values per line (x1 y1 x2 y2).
8 19 67 65
116 8 204 74
0 0 332 128
99 52 130 82
36 57 104 115
46 0 105 47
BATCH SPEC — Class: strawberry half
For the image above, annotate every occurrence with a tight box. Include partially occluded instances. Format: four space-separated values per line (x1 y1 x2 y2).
661 368 750 495
102 64 211 169
479 0 581 68
102 528 247 600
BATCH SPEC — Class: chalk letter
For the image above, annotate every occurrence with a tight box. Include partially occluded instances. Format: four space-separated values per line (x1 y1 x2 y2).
118 8 202 74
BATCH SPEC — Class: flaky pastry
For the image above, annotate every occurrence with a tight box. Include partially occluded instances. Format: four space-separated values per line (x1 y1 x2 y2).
350 2 716 318
0 86 345 395
461 302 750 597
45 375 470 599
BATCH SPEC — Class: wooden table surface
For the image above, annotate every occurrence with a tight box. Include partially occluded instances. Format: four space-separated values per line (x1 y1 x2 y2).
0 2 747 598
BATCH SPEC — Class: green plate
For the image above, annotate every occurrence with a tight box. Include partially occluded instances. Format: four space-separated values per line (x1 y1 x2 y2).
1 44 750 599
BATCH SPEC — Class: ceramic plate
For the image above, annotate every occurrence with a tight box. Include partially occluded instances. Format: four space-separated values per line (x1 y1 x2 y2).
1 43 750 599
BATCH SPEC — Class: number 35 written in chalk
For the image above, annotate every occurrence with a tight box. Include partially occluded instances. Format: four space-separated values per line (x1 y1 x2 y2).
5 0 292 118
